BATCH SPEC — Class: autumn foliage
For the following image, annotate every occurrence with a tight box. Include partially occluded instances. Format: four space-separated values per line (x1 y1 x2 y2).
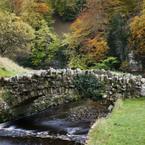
71 0 109 38
68 0 111 64
129 0 145 60
83 38 109 62
0 0 144 70
35 2 52 14
10 0 25 15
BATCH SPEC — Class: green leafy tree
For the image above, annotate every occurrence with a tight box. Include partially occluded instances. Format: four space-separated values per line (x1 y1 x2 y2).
1 0 54 28
0 12 35 56
51 0 86 21
32 20 61 68
20 0 53 28
108 14 129 61
0 0 10 12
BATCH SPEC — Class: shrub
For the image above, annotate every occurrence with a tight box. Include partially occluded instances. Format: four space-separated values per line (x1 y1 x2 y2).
73 74 103 100
68 55 88 70
92 57 120 70
120 60 129 72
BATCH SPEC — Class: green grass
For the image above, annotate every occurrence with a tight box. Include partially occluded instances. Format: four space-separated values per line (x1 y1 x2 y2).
0 57 29 77
87 98 145 145
0 68 16 77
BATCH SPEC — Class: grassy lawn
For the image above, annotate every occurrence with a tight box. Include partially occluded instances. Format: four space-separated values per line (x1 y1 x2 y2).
0 68 16 77
0 57 29 77
87 98 145 145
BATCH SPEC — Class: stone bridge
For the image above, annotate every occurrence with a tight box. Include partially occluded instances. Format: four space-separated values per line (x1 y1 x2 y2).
0 69 145 122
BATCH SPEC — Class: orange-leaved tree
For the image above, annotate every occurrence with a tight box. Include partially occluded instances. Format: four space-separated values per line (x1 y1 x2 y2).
70 0 109 44
66 0 114 68
129 0 145 64
9 0 26 15
34 0 53 14
82 37 109 62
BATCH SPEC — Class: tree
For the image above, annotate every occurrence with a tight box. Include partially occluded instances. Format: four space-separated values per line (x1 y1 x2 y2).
69 0 141 47
0 12 35 55
0 0 10 12
32 20 61 67
70 0 109 45
3 0 53 27
51 0 86 21
8 0 52 15
35 1 52 14
113 0 141 16
9 0 25 15
65 0 111 68
20 0 53 28
129 0 145 65
108 14 129 61
83 37 109 62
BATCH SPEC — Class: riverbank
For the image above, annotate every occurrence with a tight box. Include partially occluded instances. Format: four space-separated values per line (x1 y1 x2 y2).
87 98 145 145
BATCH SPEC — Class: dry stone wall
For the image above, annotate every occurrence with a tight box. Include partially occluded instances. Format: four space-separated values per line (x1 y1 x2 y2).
0 68 145 121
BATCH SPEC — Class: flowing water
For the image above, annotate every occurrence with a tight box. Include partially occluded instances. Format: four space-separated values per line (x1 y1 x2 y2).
0 99 110 145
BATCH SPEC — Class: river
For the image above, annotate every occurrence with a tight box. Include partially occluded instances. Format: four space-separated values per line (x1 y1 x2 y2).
0 99 110 145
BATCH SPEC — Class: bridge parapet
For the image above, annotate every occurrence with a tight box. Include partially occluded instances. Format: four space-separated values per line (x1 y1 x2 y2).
0 69 144 121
